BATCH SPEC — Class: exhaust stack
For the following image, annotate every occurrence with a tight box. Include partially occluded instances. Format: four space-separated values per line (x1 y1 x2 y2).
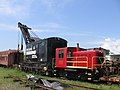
77 43 80 51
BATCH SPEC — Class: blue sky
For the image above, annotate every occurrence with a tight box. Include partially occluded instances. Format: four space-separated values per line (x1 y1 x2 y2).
0 0 120 54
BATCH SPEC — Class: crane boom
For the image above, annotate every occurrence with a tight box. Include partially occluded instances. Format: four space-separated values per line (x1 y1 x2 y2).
18 22 35 44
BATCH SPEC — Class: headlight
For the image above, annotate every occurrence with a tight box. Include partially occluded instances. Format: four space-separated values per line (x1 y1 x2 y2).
43 67 47 71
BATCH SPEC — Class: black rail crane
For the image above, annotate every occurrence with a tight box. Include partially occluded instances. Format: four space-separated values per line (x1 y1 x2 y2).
18 22 67 75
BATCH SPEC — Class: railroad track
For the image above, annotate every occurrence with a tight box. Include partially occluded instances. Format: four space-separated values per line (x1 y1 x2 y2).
68 83 100 90
4 74 100 90
4 75 54 90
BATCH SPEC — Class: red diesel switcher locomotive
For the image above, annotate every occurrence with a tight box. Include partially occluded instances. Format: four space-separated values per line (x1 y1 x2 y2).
55 46 104 80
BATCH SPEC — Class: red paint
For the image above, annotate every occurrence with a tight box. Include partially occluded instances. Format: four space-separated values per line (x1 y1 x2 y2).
0 50 23 67
55 47 104 69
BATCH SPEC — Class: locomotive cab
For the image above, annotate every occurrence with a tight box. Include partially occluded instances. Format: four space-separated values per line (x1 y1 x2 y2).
55 47 86 68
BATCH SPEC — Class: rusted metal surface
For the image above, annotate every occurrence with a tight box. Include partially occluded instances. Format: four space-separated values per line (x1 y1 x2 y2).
100 75 120 83
0 49 23 67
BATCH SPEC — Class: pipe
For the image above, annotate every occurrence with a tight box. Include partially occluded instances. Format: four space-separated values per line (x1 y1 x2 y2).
77 43 79 51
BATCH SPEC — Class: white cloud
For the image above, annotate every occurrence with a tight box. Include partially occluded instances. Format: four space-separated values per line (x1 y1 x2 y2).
40 0 73 13
66 31 94 37
0 23 17 31
40 0 73 8
34 22 61 29
0 0 33 17
0 22 68 33
0 0 18 15
0 6 26 16
31 22 69 33
0 0 73 16
101 38 120 54
32 28 56 33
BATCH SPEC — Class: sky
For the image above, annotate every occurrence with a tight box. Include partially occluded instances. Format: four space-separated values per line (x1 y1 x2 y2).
0 0 120 54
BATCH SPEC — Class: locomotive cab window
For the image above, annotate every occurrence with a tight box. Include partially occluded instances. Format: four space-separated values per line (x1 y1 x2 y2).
67 50 72 57
58 50 64 58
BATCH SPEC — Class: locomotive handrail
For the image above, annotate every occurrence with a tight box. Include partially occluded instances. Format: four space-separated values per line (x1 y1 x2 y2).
66 56 88 68
92 56 105 69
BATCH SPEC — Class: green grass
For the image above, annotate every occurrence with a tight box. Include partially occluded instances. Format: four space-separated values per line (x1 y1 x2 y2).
0 67 30 90
0 67 119 90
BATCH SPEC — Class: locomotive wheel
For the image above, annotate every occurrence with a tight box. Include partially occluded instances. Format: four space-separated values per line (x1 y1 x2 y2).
80 74 87 81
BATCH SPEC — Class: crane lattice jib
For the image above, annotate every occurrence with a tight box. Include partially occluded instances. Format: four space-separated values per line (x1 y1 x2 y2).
18 22 34 44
